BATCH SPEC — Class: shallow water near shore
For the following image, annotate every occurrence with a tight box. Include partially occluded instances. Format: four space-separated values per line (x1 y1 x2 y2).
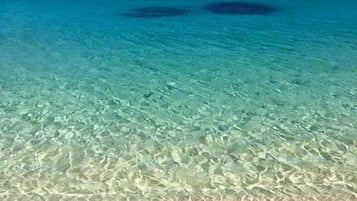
0 0 357 200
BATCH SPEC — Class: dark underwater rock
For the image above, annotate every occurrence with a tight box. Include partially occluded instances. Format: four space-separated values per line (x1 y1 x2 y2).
204 2 277 15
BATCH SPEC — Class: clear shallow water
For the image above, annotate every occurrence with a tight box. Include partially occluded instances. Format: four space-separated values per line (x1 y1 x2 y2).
0 0 357 200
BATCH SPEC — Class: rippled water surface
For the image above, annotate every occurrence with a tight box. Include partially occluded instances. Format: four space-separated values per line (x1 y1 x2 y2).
0 0 357 200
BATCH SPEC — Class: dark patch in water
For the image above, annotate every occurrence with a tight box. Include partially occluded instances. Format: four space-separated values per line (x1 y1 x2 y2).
143 91 154 98
125 7 190 18
204 2 277 15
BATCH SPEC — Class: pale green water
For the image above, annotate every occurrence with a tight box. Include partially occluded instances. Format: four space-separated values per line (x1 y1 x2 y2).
0 0 357 200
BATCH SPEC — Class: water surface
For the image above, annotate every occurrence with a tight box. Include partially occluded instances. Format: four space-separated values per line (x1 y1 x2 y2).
0 0 356 200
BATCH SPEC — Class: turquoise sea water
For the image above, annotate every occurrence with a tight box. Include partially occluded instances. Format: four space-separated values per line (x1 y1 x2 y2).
1 0 357 200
